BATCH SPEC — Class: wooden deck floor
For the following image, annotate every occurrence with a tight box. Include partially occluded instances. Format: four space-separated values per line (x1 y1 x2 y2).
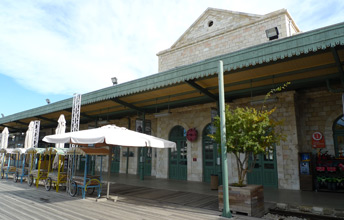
0 180 233 220
106 183 219 211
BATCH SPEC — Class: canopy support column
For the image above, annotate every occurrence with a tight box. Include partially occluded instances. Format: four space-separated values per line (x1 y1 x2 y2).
218 60 232 218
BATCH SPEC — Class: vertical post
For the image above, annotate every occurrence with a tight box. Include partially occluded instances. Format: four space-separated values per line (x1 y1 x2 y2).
6 155 11 179
67 94 81 195
21 154 26 183
126 148 129 174
107 146 111 199
140 113 145 180
126 117 131 174
83 155 88 199
57 155 61 192
218 60 231 218
36 154 42 188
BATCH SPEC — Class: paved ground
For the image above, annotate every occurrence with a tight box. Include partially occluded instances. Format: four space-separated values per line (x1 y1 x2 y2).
0 180 260 220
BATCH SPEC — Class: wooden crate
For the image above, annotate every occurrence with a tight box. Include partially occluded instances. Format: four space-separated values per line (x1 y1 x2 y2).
218 184 265 217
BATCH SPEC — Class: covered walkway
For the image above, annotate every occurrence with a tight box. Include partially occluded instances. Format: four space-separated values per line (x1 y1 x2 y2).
104 173 344 218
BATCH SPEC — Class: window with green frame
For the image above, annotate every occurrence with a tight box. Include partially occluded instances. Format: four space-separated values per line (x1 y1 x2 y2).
333 115 344 158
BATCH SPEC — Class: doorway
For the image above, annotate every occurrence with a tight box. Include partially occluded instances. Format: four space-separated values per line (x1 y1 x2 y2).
202 124 220 183
169 126 187 180
111 146 120 173
247 147 278 188
137 147 152 176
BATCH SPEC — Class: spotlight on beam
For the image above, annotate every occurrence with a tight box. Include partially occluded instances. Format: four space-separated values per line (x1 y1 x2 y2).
111 77 118 86
265 27 279 40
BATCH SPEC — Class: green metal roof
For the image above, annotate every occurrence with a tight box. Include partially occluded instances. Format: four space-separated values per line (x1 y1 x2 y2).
1 21 344 125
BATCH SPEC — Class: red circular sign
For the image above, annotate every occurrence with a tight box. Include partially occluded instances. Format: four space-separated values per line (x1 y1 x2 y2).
186 128 198 142
312 132 322 141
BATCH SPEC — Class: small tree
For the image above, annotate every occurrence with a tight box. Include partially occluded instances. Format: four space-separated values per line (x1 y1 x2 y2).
209 83 288 186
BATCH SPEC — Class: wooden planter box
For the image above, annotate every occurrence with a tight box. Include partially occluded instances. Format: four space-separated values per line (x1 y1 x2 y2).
218 184 265 217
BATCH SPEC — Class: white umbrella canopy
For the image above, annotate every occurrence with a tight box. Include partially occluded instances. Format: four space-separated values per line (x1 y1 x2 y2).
55 114 66 149
1 127 9 149
53 114 66 169
43 125 176 149
24 122 35 149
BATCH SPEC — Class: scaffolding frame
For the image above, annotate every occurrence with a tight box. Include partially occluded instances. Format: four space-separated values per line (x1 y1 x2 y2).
66 94 81 194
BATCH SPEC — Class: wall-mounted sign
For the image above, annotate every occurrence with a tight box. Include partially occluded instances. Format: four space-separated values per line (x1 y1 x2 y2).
186 128 198 142
135 119 151 135
312 131 325 148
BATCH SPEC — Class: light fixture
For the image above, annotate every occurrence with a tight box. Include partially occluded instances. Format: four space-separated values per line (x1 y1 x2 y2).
111 77 118 86
46 99 50 104
154 96 172 118
265 27 279 40
98 120 109 125
154 112 171 118
250 97 278 105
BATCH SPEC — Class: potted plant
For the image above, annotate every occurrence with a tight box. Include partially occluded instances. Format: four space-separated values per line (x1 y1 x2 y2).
209 84 288 217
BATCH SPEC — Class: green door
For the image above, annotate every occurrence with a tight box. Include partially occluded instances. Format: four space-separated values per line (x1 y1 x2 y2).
169 126 187 180
333 115 344 158
247 147 278 188
138 147 152 176
111 146 120 173
203 124 220 183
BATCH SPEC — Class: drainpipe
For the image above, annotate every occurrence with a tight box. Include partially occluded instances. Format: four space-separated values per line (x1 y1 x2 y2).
218 60 232 218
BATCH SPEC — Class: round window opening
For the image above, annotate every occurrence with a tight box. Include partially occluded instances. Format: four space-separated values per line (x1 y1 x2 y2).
208 20 214 27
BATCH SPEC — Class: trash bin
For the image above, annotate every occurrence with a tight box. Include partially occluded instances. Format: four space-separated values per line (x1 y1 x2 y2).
211 174 218 190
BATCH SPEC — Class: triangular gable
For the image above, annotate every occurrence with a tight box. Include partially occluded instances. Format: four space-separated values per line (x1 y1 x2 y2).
171 8 262 49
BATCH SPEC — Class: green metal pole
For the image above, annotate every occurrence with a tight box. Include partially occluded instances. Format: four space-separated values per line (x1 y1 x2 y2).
218 60 232 218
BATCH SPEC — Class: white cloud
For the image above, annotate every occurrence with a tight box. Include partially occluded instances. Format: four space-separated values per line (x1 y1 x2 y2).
0 0 343 96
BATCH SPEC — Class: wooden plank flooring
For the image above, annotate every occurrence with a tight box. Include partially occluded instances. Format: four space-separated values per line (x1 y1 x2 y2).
0 180 228 220
107 183 219 211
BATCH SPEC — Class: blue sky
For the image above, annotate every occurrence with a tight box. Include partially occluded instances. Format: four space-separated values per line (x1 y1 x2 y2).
1 0 344 117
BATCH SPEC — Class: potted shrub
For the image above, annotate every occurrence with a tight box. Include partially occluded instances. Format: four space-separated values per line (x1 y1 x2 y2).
209 84 288 217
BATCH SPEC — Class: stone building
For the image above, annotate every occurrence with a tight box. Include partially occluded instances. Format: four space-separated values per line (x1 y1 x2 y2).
1 8 343 191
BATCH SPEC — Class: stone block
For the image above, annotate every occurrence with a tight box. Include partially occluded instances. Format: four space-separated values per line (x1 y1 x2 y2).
299 205 312 212
323 208 334 216
312 207 323 215
276 203 288 210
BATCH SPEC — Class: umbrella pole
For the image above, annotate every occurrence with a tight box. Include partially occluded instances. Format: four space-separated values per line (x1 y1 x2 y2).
107 146 111 199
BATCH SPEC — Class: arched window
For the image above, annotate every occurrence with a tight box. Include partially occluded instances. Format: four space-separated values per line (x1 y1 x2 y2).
333 115 344 158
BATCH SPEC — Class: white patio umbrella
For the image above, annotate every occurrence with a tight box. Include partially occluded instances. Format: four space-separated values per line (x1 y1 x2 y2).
24 121 35 149
43 125 176 199
55 114 66 149
0 127 9 167
53 114 66 169
1 127 9 149
43 125 176 149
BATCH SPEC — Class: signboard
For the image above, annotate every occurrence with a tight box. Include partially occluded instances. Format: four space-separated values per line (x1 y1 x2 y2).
312 131 325 148
135 119 151 134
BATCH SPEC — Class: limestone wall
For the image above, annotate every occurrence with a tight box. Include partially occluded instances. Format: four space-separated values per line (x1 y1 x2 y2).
158 10 299 72
155 103 216 181
296 88 342 156
228 91 300 189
